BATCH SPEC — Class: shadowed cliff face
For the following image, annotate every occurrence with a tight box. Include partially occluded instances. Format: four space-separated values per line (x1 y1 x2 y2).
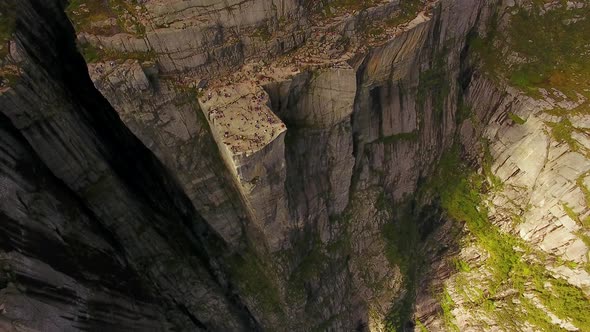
1 0 589 331
0 0 259 330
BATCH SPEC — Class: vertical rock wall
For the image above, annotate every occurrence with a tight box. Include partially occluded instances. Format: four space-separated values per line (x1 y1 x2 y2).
5 0 587 331
0 0 261 330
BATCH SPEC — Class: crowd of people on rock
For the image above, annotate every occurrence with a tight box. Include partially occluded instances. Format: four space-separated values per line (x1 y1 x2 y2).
203 84 285 156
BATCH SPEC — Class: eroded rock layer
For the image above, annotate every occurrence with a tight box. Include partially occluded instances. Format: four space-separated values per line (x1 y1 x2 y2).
1 0 589 331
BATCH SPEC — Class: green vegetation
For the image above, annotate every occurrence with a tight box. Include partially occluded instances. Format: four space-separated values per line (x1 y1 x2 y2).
277 228 332 305
0 2 16 59
440 288 459 332
417 50 449 119
381 197 423 330
563 203 581 225
228 247 284 316
470 1 590 95
470 2 590 102
482 141 503 190
578 232 590 248
385 0 423 27
546 118 583 153
307 0 421 22
0 65 20 88
77 40 155 63
576 173 590 209
66 0 146 36
361 0 422 40
287 241 327 301
252 25 272 41
307 0 381 18
506 4 590 98
452 258 471 273
427 146 590 331
380 130 419 144
507 112 526 125
416 320 429 332
455 101 473 125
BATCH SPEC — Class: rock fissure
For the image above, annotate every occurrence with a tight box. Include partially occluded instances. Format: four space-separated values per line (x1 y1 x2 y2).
1 0 590 330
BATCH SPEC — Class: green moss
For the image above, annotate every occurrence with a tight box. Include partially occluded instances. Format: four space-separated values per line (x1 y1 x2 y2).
576 172 590 212
416 320 429 332
376 191 392 213
577 232 590 249
77 40 155 63
380 130 419 144
252 25 272 41
284 232 329 303
452 258 471 273
385 0 423 27
0 2 16 59
540 277 590 329
307 0 379 17
470 2 590 101
0 65 20 87
366 25 385 37
440 288 459 332
78 41 101 63
547 118 580 152
66 0 146 36
228 248 283 317
312 315 339 332
382 200 422 330
431 148 521 283
563 203 581 224
482 141 503 190
456 101 473 125
508 112 526 125
417 50 449 119
428 145 590 331
565 260 579 269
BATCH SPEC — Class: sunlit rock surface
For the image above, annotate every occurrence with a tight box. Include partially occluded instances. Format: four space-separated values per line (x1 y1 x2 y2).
1 0 589 331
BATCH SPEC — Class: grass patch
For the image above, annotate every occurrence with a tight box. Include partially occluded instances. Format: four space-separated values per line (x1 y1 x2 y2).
427 146 590 331
385 0 423 27
508 112 526 125
470 2 590 101
452 258 471 273
576 173 590 207
546 118 580 152
577 232 590 249
66 0 146 36
440 288 459 332
306 0 381 18
562 203 581 224
77 40 155 63
416 319 429 332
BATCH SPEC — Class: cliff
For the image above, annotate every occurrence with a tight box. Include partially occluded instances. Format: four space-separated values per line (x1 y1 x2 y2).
0 0 589 331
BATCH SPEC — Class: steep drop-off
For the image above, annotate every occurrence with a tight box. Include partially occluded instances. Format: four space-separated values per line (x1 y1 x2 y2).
1 0 589 331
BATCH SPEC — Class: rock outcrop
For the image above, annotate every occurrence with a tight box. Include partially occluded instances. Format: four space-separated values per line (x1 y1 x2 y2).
1 0 589 331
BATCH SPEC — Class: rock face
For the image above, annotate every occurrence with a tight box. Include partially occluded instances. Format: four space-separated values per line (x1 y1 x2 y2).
75 0 306 74
1 0 589 331
0 0 258 330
